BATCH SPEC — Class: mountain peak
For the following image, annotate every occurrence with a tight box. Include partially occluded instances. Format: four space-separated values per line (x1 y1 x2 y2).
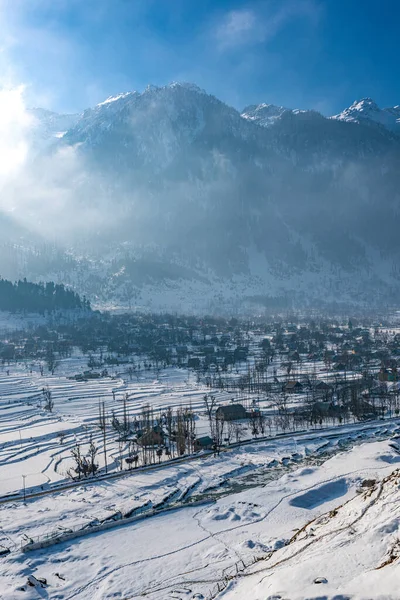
167 81 207 94
332 98 400 130
348 97 380 111
141 82 207 96
97 91 137 106
241 102 289 127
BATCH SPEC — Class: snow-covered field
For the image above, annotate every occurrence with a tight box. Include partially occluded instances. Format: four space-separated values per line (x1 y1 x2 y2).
1 434 400 598
0 356 227 496
1 350 400 598
0 349 363 498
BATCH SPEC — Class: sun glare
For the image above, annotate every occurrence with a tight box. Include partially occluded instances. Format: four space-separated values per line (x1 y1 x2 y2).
0 85 32 180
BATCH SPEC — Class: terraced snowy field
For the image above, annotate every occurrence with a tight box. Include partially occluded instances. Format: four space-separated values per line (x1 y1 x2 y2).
1 348 398 599
0 356 235 495
0 345 385 499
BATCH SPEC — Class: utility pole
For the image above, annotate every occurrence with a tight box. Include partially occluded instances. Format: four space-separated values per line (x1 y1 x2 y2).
22 474 26 503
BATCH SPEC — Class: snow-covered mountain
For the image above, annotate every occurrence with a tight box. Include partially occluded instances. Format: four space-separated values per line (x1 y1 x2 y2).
241 103 289 127
3 83 400 312
27 108 80 150
332 97 400 132
240 102 315 127
60 81 251 175
242 97 400 133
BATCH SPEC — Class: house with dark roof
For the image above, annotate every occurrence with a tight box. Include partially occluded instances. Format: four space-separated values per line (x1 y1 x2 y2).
314 381 331 391
283 381 303 393
216 404 247 421
311 401 346 420
194 436 214 451
137 427 164 447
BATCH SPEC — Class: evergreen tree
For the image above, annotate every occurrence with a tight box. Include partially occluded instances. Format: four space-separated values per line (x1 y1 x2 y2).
0 277 90 314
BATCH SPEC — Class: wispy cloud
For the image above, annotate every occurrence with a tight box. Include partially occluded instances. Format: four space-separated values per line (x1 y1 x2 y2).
0 78 112 240
215 9 259 50
214 1 321 51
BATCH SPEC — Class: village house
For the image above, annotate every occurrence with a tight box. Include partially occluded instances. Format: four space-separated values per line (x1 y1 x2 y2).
194 436 214 451
314 380 331 391
311 401 346 421
216 403 247 421
283 381 303 394
137 427 164 447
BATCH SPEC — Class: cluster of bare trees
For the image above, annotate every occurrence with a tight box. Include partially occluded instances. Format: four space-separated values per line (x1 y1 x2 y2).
248 407 269 437
66 398 200 479
114 403 196 468
65 372 400 481
175 407 196 456
68 436 99 479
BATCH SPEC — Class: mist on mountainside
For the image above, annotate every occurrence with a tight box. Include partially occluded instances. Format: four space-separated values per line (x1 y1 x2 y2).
1 83 400 312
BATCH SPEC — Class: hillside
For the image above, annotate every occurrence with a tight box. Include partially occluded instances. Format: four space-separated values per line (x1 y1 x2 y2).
224 466 400 600
2 83 400 311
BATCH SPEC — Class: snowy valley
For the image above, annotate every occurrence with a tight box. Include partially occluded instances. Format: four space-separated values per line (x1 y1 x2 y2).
2 1 400 598
1 312 400 598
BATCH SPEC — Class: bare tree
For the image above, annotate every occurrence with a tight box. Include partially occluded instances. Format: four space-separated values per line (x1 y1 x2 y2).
184 405 196 454
87 435 99 476
45 346 58 375
68 438 99 479
111 411 124 436
225 420 238 444
232 421 245 443
214 414 225 454
274 393 291 432
123 393 130 435
248 410 260 437
68 444 83 480
204 394 216 438
98 401 108 474
176 408 186 456
165 407 174 457
43 386 54 412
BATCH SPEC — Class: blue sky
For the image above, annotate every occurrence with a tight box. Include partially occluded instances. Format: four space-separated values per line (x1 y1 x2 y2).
0 0 399 114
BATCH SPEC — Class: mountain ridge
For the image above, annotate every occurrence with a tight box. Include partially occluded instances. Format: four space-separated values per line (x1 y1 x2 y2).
31 87 400 134
4 82 400 312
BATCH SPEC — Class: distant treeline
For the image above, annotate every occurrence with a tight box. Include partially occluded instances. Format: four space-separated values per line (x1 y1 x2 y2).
0 278 90 313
